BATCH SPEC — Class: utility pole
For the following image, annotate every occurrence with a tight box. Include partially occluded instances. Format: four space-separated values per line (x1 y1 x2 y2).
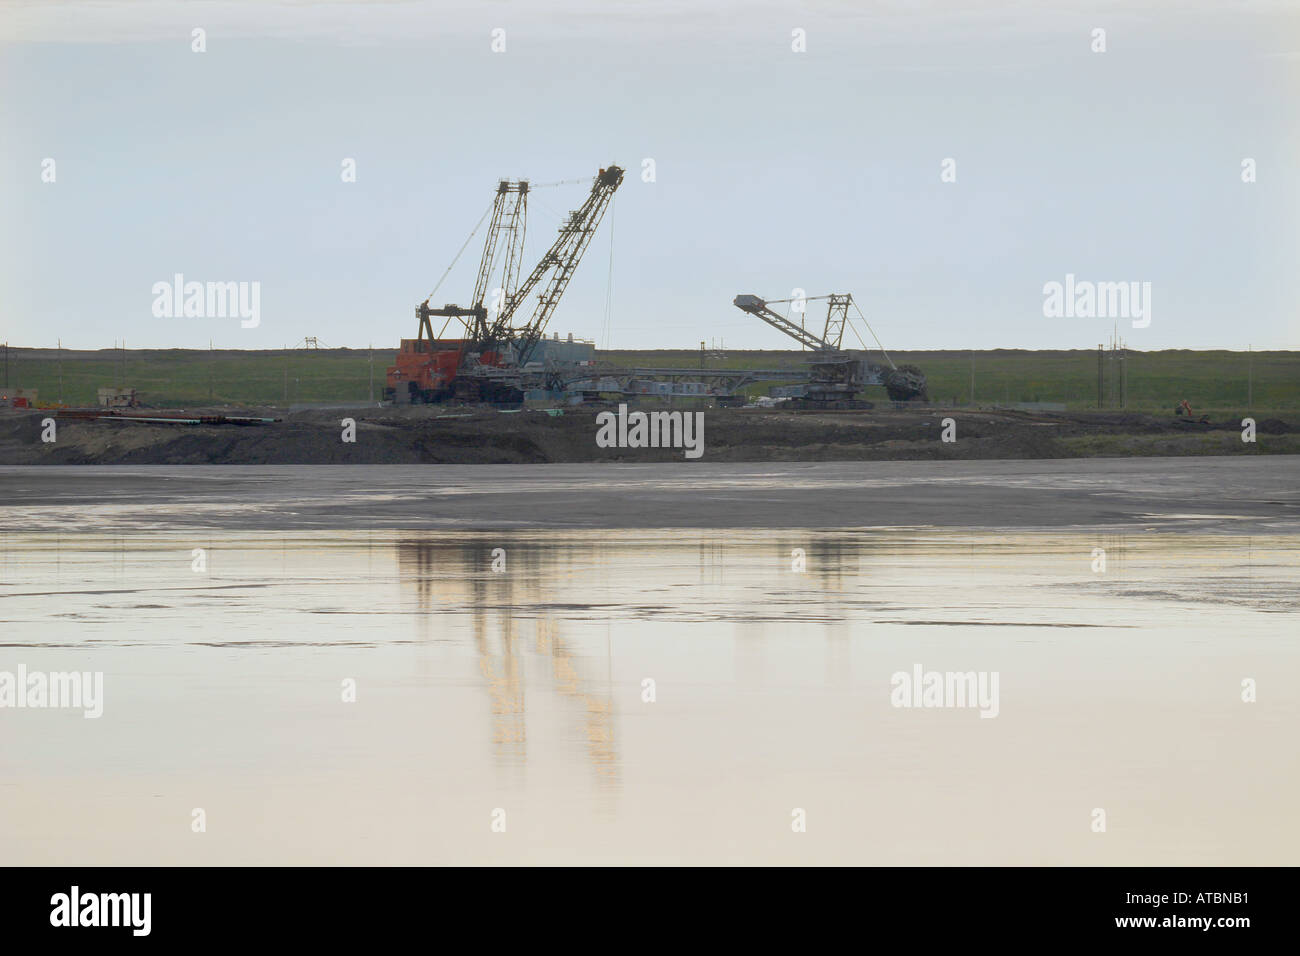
1097 344 1103 409
1112 327 1120 409
1120 337 1127 409
1107 327 1120 409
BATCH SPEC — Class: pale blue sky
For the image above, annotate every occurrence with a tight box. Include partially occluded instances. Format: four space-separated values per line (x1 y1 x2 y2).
2 0 1297 350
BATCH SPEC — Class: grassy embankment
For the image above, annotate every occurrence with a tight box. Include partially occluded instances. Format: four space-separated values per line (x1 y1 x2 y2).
2 347 1296 413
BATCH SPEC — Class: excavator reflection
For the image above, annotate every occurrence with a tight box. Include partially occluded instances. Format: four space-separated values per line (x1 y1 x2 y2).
396 538 619 786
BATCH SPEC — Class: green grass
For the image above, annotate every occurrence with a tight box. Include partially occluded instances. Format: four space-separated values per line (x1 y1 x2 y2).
3 346 1297 413
3 348 388 408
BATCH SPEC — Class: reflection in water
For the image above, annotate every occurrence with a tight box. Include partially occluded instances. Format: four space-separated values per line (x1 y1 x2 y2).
0 529 1297 864
397 539 619 788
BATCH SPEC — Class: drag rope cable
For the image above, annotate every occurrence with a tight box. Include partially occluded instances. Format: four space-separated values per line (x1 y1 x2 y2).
531 195 568 227
602 194 616 350
424 201 494 306
850 301 896 369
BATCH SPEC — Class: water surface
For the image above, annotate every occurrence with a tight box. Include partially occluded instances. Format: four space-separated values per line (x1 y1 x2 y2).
1 529 1295 864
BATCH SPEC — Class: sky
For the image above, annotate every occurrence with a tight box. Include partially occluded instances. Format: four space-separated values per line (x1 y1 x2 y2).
1 0 1298 351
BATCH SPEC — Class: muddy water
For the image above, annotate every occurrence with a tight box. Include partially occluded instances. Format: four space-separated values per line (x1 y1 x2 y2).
0 530 1296 865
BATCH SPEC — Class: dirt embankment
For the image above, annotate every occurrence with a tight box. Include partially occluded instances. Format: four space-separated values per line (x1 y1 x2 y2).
0 406 1295 465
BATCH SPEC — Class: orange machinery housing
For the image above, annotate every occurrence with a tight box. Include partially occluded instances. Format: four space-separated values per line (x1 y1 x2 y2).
385 339 509 403
386 339 463 401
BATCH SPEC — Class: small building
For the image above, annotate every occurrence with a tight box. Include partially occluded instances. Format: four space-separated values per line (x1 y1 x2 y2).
527 332 596 365
98 387 141 408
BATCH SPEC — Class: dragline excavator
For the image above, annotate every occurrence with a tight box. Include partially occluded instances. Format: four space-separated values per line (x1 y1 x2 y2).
386 165 623 405
732 292 927 404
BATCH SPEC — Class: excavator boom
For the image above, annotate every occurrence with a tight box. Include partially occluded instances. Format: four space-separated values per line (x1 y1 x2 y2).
733 294 834 351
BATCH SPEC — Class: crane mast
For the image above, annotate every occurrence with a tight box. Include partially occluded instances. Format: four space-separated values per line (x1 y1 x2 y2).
490 165 623 364
414 179 529 348
470 180 529 343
